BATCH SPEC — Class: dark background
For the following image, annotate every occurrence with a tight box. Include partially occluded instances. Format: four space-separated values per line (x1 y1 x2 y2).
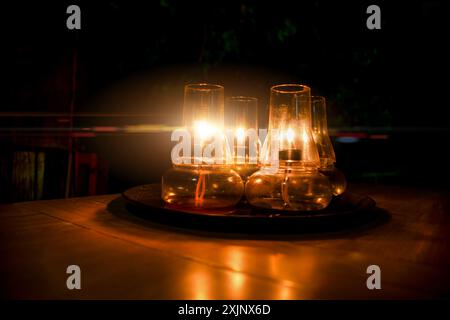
1 0 449 202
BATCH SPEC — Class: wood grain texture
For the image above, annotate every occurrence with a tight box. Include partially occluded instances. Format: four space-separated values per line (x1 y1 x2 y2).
1 184 449 299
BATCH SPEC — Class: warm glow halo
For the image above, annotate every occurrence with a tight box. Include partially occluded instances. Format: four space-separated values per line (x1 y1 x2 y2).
286 127 295 143
193 120 219 141
235 127 246 144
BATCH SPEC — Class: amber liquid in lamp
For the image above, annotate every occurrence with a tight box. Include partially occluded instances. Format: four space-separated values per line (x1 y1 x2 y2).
311 96 347 196
161 84 244 209
162 164 244 209
245 85 333 211
233 164 260 181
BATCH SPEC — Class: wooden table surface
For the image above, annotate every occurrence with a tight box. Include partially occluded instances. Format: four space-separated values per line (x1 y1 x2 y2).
1 184 449 299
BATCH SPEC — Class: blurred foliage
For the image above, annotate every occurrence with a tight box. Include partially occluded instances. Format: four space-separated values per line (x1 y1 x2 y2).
132 1 392 127
12 1 448 128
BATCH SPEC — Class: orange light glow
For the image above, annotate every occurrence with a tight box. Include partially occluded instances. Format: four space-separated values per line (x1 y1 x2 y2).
189 270 210 300
286 128 295 143
236 127 246 144
194 120 217 142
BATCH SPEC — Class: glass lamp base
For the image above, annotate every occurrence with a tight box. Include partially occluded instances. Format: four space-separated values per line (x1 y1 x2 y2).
319 166 347 196
245 168 333 211
233 164 260 181
162 165 244 209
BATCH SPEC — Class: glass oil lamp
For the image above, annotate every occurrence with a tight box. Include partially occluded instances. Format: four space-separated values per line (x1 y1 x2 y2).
161 83 244 209
225 96 260 181
311 96 347 196
245 84 333 211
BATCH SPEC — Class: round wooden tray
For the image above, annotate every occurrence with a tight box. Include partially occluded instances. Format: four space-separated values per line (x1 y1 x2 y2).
121 184 382 234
